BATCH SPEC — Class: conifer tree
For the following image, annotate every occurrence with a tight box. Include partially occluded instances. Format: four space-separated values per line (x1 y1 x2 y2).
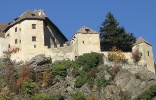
100 12 136 52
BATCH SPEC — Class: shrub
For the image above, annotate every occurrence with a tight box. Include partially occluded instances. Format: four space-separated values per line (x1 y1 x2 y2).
86 95 95 100
96 75 111 91
71 92 86 100
137 84 156 99
52 60 71 79
76 52 99 71
41 70 52 87
74 72 87 88
132 48 141 64
108 46 128 64
17 66 34 88
47 94 63 100
87 68 97 78
87 77 95 89
23 79 36 95
34 93 62 100
34 93 47 100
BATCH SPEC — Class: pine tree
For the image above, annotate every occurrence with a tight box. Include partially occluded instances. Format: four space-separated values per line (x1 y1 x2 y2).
100 12 136 52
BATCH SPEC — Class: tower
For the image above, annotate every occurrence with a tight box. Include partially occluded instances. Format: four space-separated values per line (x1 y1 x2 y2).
132 37 155 73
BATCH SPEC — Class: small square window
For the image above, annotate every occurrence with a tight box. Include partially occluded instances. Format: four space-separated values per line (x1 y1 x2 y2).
32 24 36 29
32 36 36 41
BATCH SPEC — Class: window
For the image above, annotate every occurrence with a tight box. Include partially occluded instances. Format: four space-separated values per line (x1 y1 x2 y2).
82 41 84 44
32 24 36 29
32 36 36 41
6 34 9 37
8 44 10 48
31 14 35 16
148 51 150 56
15 27 17 32
85 28 90 33
20 40 21 43
34 45 36 48
15 39 17 44
19 28 21 31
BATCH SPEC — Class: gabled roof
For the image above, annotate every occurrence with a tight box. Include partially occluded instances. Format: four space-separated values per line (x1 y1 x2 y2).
4 10 44 32
133 37 152 46
76 26 98 34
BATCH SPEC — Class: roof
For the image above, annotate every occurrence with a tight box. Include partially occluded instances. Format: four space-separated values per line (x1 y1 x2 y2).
0 23 8 37
0 31 4 37
44 17 68 41
0 23 8 31
133 37 152 46
4 10 44 32
76 26 98 34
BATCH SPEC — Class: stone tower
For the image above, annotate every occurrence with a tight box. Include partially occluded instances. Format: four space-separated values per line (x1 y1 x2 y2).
132 37 155 73
70 26 100 56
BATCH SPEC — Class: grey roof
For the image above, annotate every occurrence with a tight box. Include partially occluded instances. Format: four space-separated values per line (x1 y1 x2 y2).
4 10 44 32
0 23 8 31
0 23 8 37
133 37 152 46
76 26 98 34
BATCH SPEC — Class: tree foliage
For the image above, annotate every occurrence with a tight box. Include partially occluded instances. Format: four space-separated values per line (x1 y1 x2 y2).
100 12 136 52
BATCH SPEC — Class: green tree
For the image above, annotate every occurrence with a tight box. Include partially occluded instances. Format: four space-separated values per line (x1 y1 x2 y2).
100 12 136 52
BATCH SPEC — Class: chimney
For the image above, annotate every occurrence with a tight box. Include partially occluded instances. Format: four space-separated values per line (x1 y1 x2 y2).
38 10 46 17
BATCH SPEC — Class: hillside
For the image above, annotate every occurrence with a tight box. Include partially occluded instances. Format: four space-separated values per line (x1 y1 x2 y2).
0 53 156 100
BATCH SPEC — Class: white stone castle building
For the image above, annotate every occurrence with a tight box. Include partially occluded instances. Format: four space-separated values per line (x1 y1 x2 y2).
0 10 155 73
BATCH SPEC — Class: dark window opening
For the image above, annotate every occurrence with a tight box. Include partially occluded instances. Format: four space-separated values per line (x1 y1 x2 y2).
15 39 17 44
75 56 78 60
31 14 35 16
8 44 10 48
32 24 36 29
20 40 21 43
148 51 150 56
32 36 36 41
6 34 9 37
19 28 21 31
82 41 84 44
15 27 17 32
85 28 90 33
34 45 36 48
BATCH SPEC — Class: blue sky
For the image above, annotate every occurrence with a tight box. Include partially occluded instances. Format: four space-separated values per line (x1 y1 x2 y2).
0 1 155 61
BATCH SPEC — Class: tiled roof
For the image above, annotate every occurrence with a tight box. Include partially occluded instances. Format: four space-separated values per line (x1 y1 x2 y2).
133 37 152 46
76 26 98 34
4 10 44 32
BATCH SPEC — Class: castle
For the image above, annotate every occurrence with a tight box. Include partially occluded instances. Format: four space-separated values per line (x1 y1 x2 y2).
0 10 155 73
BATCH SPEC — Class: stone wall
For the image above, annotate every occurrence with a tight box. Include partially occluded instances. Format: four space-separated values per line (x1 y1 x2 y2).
103 57 147 74
71 33 100 56
0 37 8 58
